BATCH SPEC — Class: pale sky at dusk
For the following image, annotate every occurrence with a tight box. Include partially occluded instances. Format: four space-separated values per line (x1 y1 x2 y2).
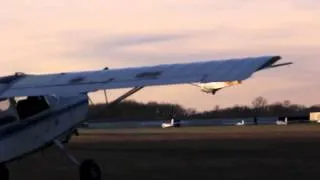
0 0 319 111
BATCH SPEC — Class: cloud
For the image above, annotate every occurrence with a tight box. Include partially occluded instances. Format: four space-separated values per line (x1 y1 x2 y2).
60 21 320 63
58 30 217 66
289 0 320 10
97 33 191 48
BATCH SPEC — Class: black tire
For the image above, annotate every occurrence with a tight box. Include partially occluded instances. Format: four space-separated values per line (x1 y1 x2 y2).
0 164 9 180
79 159 101 180
174 120 181 127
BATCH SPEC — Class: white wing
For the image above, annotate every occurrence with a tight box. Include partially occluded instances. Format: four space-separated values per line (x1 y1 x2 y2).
0 56 284 98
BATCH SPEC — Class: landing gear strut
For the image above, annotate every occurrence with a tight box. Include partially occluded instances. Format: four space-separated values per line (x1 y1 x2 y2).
0 163 9 180
54 140 101 180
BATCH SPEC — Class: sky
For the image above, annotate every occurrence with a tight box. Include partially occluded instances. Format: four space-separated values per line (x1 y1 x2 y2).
0 0 319 111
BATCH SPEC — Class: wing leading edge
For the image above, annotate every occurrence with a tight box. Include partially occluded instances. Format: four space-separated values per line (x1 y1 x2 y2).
0 56 284 98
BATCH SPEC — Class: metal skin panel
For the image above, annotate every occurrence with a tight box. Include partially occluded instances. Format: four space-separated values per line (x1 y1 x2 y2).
0 56 281 98
0 95 88 163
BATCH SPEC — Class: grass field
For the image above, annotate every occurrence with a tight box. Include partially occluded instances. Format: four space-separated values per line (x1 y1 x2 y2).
8 124 320 180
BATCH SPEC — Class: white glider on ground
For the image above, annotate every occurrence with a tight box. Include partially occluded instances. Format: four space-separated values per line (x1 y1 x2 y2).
161 118 181 128
0 55 291 180
235 120 245 126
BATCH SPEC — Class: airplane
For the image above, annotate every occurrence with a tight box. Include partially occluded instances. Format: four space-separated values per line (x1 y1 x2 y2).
161 118 181 128
0 55 292 180
235 120 245 126
276 117 288 125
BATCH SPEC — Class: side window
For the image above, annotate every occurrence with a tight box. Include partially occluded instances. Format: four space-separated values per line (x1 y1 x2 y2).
0 99 10 111
16 96 50 120
0 99 18 127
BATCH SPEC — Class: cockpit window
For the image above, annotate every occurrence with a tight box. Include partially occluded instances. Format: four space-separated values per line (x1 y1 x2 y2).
16 96 50 120
0 99 10 111
0 99 18 127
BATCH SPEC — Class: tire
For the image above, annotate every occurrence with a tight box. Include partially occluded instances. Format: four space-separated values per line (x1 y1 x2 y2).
79 159 101 180
0 164 9 180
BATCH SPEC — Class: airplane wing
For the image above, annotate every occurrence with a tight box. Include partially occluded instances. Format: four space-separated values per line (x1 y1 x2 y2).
0 55 287 98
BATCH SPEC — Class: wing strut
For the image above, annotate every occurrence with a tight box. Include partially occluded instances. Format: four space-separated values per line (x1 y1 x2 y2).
88 86 144 120
103 90 108 104
108 86 144 105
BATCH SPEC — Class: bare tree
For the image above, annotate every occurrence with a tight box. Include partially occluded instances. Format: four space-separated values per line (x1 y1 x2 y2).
283 100 291 107
214 105 220 111
252 96 268 109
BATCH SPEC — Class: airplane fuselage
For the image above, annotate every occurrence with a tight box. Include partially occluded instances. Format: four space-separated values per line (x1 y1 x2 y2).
0 95 89 163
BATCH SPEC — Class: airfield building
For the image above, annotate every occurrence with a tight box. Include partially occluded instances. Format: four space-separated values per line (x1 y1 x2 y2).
310 112 320 122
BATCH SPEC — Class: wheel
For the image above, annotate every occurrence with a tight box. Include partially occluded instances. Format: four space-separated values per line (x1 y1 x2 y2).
79 159 101 180
174 120 181 127
0 164 9 180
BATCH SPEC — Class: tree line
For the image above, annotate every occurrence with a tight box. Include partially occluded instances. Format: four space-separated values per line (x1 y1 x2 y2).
88 96 320 121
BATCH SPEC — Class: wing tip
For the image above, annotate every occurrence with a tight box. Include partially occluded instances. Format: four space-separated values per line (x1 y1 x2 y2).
258 56 282 70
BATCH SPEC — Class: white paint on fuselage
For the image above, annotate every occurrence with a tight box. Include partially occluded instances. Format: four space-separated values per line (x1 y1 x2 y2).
0 94 88 163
